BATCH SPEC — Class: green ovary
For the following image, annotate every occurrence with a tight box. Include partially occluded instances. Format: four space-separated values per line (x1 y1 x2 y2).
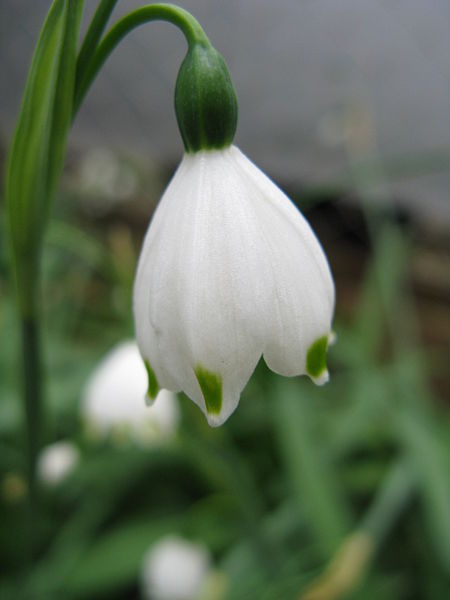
306 335 329 378
195 365 223 415
144 360 160 400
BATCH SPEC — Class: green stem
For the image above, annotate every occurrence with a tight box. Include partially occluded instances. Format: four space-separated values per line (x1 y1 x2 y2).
21 314 43 561
76 0 119 83
73 3 210 117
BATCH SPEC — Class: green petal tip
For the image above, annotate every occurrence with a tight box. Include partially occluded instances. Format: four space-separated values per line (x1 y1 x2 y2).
306 335 330 384
144 360 160 402
194 365 223 416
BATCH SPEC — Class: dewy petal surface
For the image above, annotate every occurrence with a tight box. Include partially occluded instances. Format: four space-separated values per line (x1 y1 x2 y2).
134 145 335 426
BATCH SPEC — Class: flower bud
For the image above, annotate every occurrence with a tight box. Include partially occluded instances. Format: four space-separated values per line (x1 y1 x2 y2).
175 43 238 152
38 441 79 486
141 535 211 600
82 341 179 444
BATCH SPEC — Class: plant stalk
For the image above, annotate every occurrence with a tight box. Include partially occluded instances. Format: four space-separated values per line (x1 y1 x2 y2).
21 313 43 561
72 3 210 117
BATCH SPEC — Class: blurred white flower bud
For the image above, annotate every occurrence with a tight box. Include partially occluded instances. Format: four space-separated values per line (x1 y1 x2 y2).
38 441 79 485
82 341 179 445
141 535 211 600
77 147 138 215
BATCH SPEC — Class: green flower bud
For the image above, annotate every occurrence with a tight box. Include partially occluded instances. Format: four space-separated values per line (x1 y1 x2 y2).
175 43 238 153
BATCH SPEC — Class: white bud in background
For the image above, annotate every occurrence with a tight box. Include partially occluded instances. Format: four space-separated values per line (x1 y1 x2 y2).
82 341 179 445
38 441 79 485
77 147 138 215
141 535 211 600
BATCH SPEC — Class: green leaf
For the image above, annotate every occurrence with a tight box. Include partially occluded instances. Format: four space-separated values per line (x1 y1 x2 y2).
75 0 118 90
395 410 450 574
273 379 351 559
62 501 234 599
6 0 83 316
354 224 410 362
66 517 176 596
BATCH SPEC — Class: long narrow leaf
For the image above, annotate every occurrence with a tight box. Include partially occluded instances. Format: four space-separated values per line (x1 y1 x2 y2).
6 0 83 316
395 410 450 573
273 379 351 558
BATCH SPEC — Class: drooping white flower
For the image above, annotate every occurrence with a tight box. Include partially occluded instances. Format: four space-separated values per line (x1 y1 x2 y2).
37 441 79 485
140 535 211 600
133 145 335 427
81 341 179 444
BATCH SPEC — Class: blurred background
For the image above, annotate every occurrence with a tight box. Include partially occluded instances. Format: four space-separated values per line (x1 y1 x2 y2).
0 1 449 599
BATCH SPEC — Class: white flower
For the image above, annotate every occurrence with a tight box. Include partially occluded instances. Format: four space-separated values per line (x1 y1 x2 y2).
77 147 138 215
141 535 211 600
134 145 335 427
37 441 79 485
81 341 179 444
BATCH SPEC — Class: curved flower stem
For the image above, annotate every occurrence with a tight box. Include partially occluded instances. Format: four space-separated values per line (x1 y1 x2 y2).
73 3 210 118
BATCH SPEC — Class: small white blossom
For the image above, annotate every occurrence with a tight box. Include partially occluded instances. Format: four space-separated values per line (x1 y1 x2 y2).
38 441 79 485
77 147 138 214
134 146 335 427
82 341 179 444
141 535 211 600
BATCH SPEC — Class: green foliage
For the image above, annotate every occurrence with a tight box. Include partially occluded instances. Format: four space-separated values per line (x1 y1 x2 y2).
6 0 83 316
1 3 449 599
1 193 449 598
273 378 351 557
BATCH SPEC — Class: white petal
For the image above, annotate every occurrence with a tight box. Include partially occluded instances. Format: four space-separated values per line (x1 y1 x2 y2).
134 151 273 425
227 146 335 381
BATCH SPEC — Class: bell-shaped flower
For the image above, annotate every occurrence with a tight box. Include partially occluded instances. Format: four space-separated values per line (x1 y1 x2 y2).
133 25 334 426
133 146 334 427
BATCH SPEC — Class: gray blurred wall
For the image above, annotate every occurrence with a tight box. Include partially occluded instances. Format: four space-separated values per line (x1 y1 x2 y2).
1 0 449 224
